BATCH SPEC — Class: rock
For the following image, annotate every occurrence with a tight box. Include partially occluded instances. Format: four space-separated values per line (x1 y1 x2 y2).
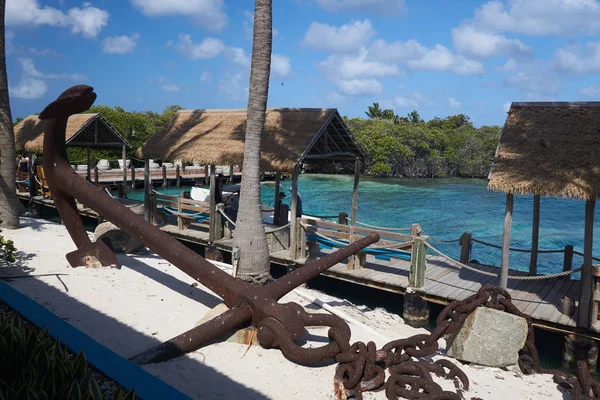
195 303 230 327
447 307 528 368
402 292 430 328
94 222 145 254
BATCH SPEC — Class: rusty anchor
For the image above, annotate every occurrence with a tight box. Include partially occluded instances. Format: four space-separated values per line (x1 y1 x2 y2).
39 85 379 366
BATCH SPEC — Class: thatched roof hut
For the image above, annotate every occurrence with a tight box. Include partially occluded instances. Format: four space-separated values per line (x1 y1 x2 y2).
488 102 600 201
137 108 363 172
14 113 130 152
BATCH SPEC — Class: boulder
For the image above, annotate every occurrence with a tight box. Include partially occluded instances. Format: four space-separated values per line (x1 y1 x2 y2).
447 307 528 368
94 222 146 254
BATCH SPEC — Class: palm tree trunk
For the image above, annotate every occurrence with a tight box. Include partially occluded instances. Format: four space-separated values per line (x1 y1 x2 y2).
232 0 272 285
0 0 20 229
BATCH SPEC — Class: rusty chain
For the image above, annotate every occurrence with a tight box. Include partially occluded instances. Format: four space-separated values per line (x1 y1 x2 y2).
260 285 600 400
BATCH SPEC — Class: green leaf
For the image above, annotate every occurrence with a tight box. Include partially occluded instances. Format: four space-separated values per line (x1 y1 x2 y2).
117 388 136 400
67 381 81 400
88 376 103 400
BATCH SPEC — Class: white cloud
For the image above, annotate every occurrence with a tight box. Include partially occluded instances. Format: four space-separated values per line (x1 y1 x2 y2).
217 72 248 101
302 20 374 53
502 102 511 113
496 58 517 72
318 48 400 80
17 58 84 81
130 0 227 31
464 0 600 36
225 47 251 67
447 97 461 110
9 77 47 99
174 34 226 59
502 60 561 96
271 55 293 79
199 71 211 83
554 42 600 74
161 83 181 92
333 78 382 96
314 0 405 14
580 85 600 97
368 39 484 75
6 0 109 38
243 10 278 40
452 25 531 58
394 92 434 109
101 33 140 54
326 91 350 104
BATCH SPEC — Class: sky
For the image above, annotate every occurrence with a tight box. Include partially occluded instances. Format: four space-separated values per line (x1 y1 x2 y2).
5 0 600 127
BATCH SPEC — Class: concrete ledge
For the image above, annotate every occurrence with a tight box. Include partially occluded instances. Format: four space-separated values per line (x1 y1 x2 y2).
0 281 190 400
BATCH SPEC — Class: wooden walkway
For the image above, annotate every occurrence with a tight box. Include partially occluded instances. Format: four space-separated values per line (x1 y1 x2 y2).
18 192 591 338
271 247 584 335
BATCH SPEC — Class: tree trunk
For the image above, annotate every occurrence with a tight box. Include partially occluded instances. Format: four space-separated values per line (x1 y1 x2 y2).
232 0 272 285
0 0 20 229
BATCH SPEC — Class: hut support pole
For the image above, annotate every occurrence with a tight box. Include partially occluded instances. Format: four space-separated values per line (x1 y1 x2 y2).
144 158 151 222
229 165 234 183
290 165 299 259
204 165 209 185
273 172 281 226
578 199 596 328
499 193 513 289
348 158 362 270
529 195 540 275
86 146 91 181
122 144 127 193
209 164 217 243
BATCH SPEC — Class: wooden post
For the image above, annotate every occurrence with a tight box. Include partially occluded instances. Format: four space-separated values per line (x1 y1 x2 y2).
529 195 540 275
28 153 36 200
410 237 426 288
214 204 223 241
411 224 421 237
459 232 472 263
290 164 299 259
348 158 361 270
578 199 596 328
117 182 125 198
499 193 514 289
122 144 127 193
162 165 167 188
204 165 209 185
338 212 348 225
229 165 234 182
86 146 91 181
131 167 136 190
274 172 281 226
93 167 99 183
209 164 217 243
563 245 574 280
176 165 181 187
144 158 151 222
279 204 289 227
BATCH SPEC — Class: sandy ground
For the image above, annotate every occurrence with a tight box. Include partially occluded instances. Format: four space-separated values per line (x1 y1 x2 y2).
0 218 570 400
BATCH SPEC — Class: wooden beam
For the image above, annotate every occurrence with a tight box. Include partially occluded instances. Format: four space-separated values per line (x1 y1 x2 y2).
290 165 299 259
86 146 91 181
348 158 361 270
122 144 127 192
579 199 596 328
144 158 151 222
529 195 540 275
274 172 281 226
499 193 513 289
209 164 217 243
303 152 357 160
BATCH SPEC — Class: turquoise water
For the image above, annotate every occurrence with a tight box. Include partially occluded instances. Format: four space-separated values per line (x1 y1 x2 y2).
131 175 597 276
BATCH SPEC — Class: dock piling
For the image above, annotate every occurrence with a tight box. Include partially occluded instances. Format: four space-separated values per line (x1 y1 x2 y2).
409 237 426 288
460 232 472 263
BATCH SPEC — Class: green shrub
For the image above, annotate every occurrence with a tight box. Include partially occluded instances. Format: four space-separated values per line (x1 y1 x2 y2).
0 311 136 400
0 236 17 263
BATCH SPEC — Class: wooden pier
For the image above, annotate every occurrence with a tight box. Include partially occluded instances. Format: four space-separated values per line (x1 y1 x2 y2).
17 191 597 340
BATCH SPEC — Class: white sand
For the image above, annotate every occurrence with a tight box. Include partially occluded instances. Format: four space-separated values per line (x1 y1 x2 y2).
0 218 569 400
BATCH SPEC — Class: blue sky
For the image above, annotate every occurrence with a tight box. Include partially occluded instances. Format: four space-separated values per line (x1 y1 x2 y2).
6 0 600 127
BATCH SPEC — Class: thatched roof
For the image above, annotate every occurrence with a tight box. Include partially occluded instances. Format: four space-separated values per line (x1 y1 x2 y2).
488 102 600 200
14 113 130 152
137 108 364 172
